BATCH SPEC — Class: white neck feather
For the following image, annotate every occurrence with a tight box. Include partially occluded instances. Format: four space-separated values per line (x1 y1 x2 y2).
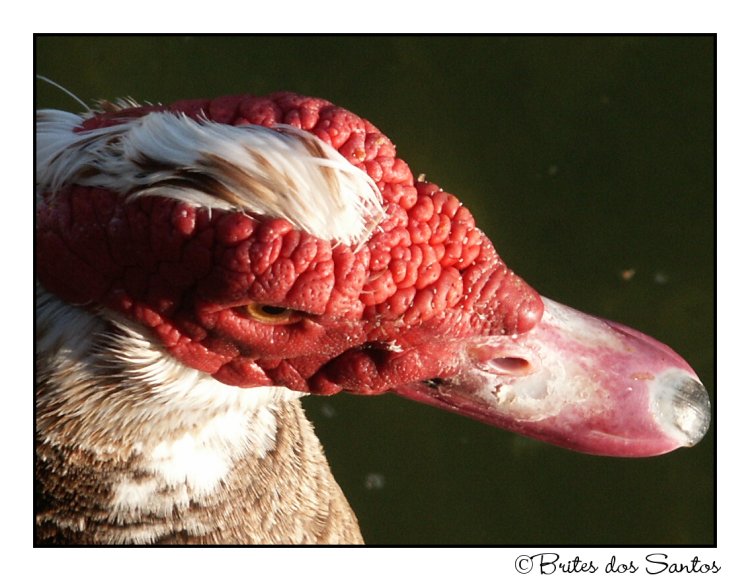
36 288 303 539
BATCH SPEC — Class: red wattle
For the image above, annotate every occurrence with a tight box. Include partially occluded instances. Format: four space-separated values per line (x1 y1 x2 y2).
36 92 542 393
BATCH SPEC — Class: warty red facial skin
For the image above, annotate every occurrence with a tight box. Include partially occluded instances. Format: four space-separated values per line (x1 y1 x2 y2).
35 91 710 457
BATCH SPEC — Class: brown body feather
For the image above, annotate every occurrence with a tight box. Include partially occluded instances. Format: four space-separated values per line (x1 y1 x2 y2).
35 399 362 545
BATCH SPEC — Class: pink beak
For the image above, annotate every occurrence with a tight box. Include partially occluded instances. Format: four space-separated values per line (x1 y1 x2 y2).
393 298 710 457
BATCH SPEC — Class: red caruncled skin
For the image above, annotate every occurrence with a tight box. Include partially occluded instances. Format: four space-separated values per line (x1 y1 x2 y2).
36 92 543 395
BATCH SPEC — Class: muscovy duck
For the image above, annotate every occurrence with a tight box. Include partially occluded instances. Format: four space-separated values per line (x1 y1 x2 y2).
35 91 710 545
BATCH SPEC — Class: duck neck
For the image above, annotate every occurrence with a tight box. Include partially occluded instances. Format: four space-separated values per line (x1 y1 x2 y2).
35 289 362 544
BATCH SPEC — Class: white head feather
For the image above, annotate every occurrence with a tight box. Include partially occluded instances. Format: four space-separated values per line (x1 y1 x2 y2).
36 107 385 247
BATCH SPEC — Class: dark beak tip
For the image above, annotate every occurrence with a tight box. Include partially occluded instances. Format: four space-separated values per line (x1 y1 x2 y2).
653 372 711 448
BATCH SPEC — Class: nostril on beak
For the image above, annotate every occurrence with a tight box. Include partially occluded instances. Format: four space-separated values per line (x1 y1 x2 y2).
651 371 711 447
485 357 533 375
468 342 537 377
474 355 535 377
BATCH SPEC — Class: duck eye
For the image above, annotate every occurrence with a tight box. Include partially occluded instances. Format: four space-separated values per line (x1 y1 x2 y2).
244 302 301 324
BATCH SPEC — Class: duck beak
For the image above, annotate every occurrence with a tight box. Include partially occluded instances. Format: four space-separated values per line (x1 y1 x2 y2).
393 298 711 457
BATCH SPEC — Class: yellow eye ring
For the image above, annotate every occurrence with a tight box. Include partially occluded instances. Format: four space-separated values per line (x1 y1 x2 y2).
244 302 301 325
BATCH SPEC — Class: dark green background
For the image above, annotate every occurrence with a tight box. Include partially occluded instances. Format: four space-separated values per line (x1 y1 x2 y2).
35 35 715 545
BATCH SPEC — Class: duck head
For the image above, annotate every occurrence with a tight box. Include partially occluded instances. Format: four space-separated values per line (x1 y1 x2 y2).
35 91 710 458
